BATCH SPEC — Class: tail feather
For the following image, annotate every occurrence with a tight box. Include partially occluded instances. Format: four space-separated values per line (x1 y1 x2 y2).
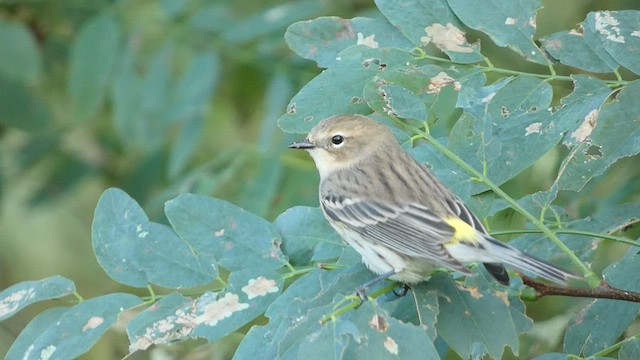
485 236 576 284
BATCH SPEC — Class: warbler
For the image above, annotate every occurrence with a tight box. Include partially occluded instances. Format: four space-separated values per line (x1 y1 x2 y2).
289 114 575 297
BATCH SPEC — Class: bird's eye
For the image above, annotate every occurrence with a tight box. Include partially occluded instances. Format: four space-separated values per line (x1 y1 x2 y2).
331 135 344 145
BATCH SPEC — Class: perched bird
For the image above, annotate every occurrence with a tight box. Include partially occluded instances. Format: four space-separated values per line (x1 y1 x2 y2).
289 114 575 298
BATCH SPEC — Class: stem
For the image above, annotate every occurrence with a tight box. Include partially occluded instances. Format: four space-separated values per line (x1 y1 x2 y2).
490 229 640 247
413 129 596 283
588 332 640 358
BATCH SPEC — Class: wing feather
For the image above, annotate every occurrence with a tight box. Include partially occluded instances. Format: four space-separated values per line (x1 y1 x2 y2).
322 195 467 271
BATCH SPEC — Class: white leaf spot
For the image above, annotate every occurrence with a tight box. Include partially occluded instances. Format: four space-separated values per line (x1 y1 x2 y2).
356 32 379 48
594 11 625 43
505 18 516 25
82 316 104 331
427 72 461 94
421 23 473 53
384 336 399 355
631 30 640 38
0 288 35 317
242 276 279 300
196 293 248 327
215 229 225 237
136 224 148 239
40 345 57 360
571 109 598 143
525 122 542 136
128 306 196 352
481 92 496 103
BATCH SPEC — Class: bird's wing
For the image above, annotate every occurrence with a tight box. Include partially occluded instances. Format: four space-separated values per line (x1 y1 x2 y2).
444 196 489 235
321 194 468 272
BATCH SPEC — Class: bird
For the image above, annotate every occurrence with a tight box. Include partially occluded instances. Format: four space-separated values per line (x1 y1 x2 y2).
288 114 576 299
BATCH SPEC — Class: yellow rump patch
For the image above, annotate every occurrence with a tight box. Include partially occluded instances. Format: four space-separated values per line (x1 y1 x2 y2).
444 217 480 245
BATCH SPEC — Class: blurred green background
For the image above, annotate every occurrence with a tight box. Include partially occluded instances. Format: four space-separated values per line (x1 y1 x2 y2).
0 0 638 358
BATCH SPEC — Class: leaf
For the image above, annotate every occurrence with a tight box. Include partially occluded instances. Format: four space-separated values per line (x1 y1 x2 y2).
285 16 413 68
448 0 548 64
6 293 142 360
375 0 484 63
585 11 640 76
68 13 120 122
563 248 640 356
234 266 376 359
0 74 52 131
428 272 530 359
297 301 441 359
221 0 327 44
165 193 287 272
383 283 439 340
168 115 204 179
451 75 561 188
0 20 41 84
277 47 414 134
0 276 75 321
128 269 283 350
92 188 218 288
377 84 428 121
273 206 343 266
557 80 640 191
540 30 618 73
192 269 283 342
127 292 195 351
620 339 640 360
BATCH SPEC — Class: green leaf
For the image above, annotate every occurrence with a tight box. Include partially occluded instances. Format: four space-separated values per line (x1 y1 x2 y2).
0 74 52 131
0 20 42 84
6 293 142 360
448 0 548 64
452 75 561 187
168 116 204 179
553 75 613 148
585 11 640 76
278 47 414 134
620 339 640 360
192 269 283 342
222 0 326 44
383 283 439 340
297 301 441 359
563 248 640 356
165 193 287 272
557 80 640 191
285 16 413 68
128 269 283 350
0 276 75 321
375 0 484 63
273 206 343 266
234 266 375 359
68 13 120 122
540 30 618 73
378 84 428 121
92 188 218 288
127 292 195 351
428 272 530 359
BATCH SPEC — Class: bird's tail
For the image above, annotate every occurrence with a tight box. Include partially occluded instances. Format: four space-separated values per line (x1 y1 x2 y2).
483 236 577 284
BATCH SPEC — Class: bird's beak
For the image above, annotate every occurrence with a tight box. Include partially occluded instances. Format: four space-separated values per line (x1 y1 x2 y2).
288 138 315 149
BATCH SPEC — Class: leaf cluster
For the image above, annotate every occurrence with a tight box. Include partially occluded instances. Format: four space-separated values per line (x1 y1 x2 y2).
1 0 640 359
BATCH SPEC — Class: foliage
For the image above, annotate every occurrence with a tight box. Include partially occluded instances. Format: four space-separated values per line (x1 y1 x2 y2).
1 0 640 359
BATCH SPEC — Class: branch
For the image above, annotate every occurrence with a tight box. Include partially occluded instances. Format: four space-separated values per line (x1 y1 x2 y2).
522 276 640 303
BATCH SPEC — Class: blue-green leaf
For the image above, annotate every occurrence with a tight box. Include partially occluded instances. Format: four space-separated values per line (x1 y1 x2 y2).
165 193 288 271
273 206 343 266
68 13 120 122
585 11 640 75
0 20 41 84
448 0 548 64
92 188 218 288
376 0 484 63
6 293 142 360
0 276 75 321
285 16 413 68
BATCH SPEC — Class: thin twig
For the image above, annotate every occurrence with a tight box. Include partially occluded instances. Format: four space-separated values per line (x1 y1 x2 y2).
522 276 640 303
